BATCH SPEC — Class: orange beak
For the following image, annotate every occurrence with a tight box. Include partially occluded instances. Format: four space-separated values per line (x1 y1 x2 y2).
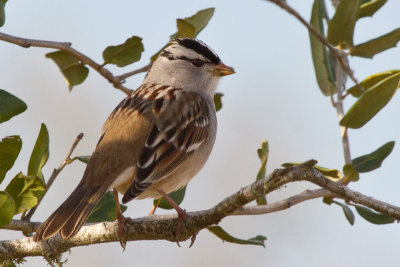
212 62 235 77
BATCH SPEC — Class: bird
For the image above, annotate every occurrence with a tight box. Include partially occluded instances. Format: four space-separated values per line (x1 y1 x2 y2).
33 38 235 246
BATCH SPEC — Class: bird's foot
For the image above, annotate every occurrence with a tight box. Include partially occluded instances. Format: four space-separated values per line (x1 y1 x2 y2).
156 189 196 247
174 205 189 247
113 188 130 250
116 211 129 250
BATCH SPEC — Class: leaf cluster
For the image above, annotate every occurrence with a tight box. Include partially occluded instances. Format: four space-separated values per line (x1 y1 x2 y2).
0 94 47 227
308 0 399 225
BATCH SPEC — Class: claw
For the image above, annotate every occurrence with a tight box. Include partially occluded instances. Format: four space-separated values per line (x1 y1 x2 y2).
157 189 196 247
189 232 197 248
116 212 127 250
174 208 189 246
113 188 130 250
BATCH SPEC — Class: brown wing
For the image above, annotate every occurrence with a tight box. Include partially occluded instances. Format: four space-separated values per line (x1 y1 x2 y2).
122 84 212 203
84 94 153 187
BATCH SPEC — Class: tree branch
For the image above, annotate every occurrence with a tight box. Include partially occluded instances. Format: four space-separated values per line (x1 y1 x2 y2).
0 32 139 96
1 220 41 235
24 133 84 221
231 188 335 215
116 63 152 82
334 55 352 167
1 160 400 261
266 0 359 87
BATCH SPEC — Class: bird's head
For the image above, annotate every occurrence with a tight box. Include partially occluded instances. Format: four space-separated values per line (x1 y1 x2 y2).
146 38 235 97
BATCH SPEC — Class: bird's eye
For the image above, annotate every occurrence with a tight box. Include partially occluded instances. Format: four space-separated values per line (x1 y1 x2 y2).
191 59 205 67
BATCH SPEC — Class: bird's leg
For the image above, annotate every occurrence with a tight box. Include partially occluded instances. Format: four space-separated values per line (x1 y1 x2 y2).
149 198 161 215
113 188 127 250
156 189 196 247
149 205 157 215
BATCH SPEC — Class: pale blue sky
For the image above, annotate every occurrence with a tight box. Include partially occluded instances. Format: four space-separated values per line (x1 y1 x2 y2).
1 1 400 266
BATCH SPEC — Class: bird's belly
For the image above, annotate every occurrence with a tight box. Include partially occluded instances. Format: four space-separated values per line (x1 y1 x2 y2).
109 166 135 193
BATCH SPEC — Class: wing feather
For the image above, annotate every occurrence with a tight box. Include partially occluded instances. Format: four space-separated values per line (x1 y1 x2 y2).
122 84 211 203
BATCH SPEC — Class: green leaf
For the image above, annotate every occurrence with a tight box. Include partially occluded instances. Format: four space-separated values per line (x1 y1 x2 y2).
46 50 89 91
332 201 355 225
0 0 7 28
0 89 27 123
314 165 340 179
1 260 18 267
257 140 269 180
347 70 400 97
340 72 400 128
154 186 186 210
176 19 195 38
182 7 215 37
358 0 387 19
0 136 22 184
309 0 337 96
171 7 215 39
27 123 49 183
355 205 395 224
102 36 144 67
322 196 333 205
343 164 359 182
282 162 340 179
73 155 91 164
208 226 266 247
327 0 361 48
214 93 223 112
0 191 16 227
350 28 400 58
281 162 298 168
151 8 215 62
256 140 269 205
5 173 45 214
352 141 395 173
87 191 127 223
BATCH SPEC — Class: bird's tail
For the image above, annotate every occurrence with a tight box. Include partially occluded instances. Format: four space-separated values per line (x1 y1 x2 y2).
33 181 106 241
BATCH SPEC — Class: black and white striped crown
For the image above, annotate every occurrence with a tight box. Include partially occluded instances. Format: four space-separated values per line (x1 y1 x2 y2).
173 38 220 65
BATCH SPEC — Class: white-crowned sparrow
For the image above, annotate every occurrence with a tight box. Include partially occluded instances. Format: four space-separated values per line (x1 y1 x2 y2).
33 38 234 243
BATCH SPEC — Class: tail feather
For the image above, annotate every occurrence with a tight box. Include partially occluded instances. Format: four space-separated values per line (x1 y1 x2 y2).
60 188 104 238
33 182 106 242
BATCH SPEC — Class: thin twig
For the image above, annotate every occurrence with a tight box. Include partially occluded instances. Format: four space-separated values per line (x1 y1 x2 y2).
266 0 359 87
24 133 84 221
116 63 152 82
1 220 41 235
231 188 335 215
0 32 132 95
341 91 350 100
330 94 337 107
334 58 352 166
